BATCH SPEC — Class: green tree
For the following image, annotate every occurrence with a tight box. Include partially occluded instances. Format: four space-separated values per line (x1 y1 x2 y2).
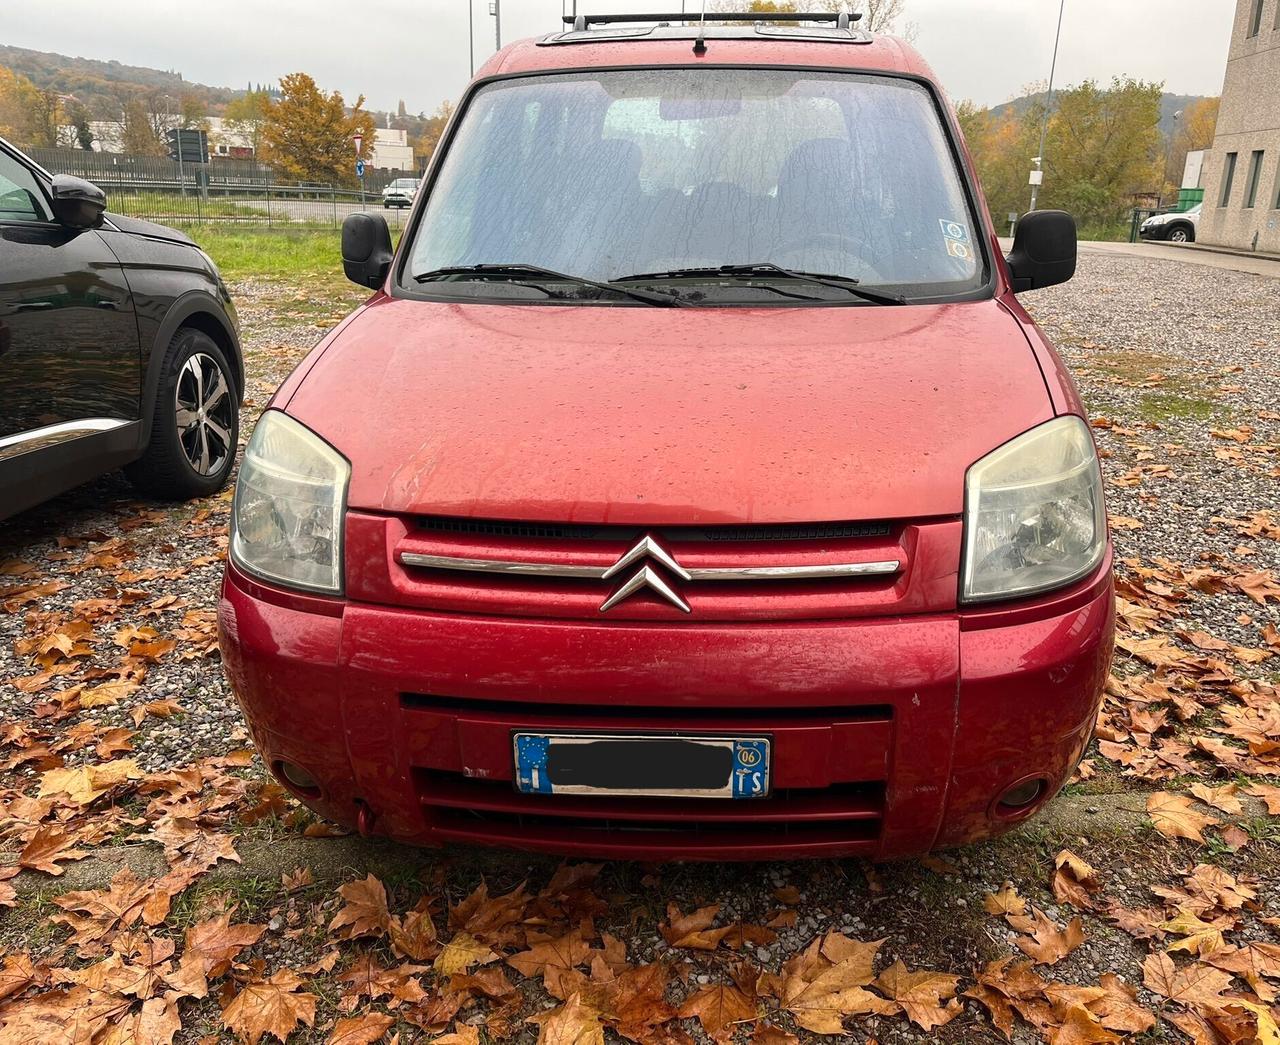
180 92 209 132
120 95 164 155
223 89 272 155
64 98 95 150
261 73 377 185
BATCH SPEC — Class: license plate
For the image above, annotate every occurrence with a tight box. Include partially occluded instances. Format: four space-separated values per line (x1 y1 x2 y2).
513 733 770 799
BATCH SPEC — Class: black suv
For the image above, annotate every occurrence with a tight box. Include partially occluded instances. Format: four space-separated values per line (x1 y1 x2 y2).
0 138 242 520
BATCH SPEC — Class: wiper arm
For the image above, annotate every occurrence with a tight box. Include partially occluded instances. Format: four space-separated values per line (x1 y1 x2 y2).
413 264 689 307
616 263 908 306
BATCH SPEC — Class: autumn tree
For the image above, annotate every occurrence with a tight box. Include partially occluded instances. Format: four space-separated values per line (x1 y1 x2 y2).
0 66 45 147
223 89 272 157
959 77 1164 238
712 0 911 33
120 95 165 156
260 73 377 186
411 100 455 168
1164 96 1218 196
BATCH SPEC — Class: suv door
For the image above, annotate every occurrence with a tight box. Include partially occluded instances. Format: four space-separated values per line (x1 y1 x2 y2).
0 147 139 449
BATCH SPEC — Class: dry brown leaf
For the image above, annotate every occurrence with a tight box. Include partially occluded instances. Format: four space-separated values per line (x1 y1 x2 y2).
677 982 757 1041
39 758 141 804
778 934 896 1034
984 881 1027 918
18 826 89 875
873 960 961 1032
185 913 266 978
1142 951 1234 1009
1053 850 1101 910
326 1010 396 1044
434 932 499 976
1048 1003 1122 1045
661 903 733 951
220 968 317 1045
1008 907 1085 966
528 992 606 1045
507 928 593 996
1189 782 1244 816
329 874 391 940
1147 792 1219 842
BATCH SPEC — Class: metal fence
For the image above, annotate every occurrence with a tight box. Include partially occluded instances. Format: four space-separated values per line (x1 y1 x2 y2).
93 179 413 229
30 147 419 229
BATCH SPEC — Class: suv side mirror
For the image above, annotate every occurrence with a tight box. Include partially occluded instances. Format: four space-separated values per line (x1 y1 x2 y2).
50 174 106 230
1006 210 1076 292
342 213 394 289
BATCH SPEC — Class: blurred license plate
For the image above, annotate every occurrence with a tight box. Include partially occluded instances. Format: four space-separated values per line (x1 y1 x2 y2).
513 733 770 799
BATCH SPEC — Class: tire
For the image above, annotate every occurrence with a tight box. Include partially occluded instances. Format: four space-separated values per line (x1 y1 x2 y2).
125 328 239 500
1167 226 1191 243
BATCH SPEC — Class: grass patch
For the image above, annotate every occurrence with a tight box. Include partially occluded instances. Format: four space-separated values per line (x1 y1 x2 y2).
183 227 346 283
1137 391 1216 423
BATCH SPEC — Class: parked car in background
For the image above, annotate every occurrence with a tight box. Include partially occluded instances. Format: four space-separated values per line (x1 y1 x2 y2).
1140 202 1201 242
382 178 419 209
220 13 1111 862
0 138 242 520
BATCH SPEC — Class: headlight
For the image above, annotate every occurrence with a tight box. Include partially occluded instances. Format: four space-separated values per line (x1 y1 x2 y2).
230 411 350 594
961 416 1106 603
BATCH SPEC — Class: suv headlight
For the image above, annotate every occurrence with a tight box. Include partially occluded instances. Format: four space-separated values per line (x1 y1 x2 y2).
230 410 350 594
961 416 1106 603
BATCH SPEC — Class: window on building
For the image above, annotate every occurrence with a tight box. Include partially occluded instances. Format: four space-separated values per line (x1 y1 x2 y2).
1248 0 1264 36
1220 152 1238 206
1244 150 1265 207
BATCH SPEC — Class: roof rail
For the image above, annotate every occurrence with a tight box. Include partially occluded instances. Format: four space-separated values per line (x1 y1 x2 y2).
562 11 861 31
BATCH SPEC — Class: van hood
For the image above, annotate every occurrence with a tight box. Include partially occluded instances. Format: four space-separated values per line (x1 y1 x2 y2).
285 296 1053 525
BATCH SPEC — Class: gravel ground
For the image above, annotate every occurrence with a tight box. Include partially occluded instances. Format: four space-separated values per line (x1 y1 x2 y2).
2 251 1278 1043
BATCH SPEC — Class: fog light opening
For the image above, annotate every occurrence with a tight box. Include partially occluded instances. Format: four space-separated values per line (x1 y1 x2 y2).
996 777 1047 815
274 760 322 799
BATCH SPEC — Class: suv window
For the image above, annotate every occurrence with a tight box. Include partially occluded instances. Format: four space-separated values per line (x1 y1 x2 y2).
405 69 985 301
0 151 51 222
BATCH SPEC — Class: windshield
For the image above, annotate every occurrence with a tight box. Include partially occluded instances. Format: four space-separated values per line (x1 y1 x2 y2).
404 69 985 302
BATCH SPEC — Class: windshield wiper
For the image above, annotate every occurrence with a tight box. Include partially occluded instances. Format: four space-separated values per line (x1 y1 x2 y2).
413 264 688 307
615 263 908 306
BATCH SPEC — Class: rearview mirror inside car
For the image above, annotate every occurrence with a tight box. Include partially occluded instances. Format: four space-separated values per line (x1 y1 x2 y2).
1005 210 1076 293
342 213 394 289
50 174 107 230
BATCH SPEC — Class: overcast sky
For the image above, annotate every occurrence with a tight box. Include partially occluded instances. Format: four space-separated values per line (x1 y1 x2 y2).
7 0 1235 112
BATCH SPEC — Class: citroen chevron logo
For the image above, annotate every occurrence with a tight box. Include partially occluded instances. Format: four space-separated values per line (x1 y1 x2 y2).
599 536 692 613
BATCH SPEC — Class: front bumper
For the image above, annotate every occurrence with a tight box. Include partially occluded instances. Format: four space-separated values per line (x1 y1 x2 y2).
218 555 1113 861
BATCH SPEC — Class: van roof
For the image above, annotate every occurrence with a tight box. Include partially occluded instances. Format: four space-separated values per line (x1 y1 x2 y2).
478 19 937 84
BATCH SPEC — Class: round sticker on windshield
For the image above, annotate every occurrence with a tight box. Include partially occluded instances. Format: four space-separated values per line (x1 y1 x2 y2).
939 219 969 243
946 239 972 260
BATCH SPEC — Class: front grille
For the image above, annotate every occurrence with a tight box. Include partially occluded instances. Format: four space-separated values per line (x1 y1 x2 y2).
417 515 891 543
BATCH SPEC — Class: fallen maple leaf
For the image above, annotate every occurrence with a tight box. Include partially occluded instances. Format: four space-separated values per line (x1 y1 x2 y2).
39 758 141 804
1142 951 1234 1009
661 903 733 950
326 1010 396 1044
778 934 896 1033
528 992 606 1045
435 932 499 976
1053 850 1101 910
874 960 961 1032
984 881 1027 917
185 912 266 977
678 981 757 1041
1148 792 1219 842
507 928 593 996
1049 1003 1121 1044
1008 907 1085 966
18 825 89 875
1189 781 1244 816
221 968 317 1045
329 874 391 940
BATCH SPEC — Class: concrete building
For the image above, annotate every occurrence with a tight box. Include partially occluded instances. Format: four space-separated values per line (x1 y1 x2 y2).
369 127 414 171
1199 0 1280 252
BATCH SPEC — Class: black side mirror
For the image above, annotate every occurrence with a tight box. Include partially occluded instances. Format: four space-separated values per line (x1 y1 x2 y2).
342 213 394 289
1006 210 1076 292
50 174 107 230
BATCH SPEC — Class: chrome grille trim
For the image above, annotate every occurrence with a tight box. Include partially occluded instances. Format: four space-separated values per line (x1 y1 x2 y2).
399 551 901 581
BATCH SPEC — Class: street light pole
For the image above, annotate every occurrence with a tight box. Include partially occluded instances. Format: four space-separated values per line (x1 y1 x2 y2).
1029 0 1066 213
468 0 474 76
493 0 501 50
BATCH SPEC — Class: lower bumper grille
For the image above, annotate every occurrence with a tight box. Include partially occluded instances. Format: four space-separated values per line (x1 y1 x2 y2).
415 770 885 854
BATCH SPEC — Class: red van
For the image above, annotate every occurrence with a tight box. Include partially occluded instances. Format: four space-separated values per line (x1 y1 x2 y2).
219 12 1112 861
